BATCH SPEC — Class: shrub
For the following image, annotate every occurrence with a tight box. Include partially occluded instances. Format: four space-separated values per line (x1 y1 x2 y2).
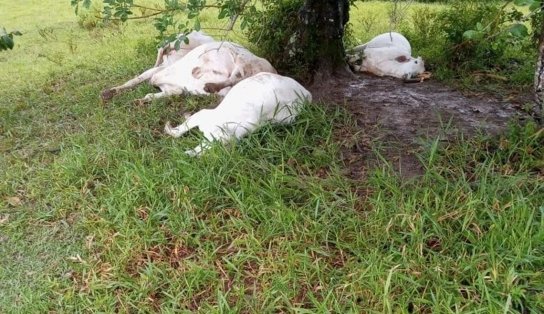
402 0 536 87
77 1 104 30
439 1 509 70
399 6 443 66
244 0 307 77
76 0 119 30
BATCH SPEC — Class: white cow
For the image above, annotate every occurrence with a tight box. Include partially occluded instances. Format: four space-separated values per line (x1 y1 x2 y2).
352 32 412 52
101 39 276 103
164 72 312 156
347 32 425 79
153 31 215 67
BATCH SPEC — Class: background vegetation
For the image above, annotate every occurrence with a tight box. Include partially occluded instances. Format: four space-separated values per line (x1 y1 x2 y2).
398 0 539 92
243 0 540 91
1 0 543 312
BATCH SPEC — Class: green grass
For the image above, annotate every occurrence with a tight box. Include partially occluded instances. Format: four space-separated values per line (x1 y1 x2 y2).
1 1 544 312
348 1 447 45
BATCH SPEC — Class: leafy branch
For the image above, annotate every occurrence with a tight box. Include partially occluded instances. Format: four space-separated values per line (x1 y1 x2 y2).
0 27 22 51
71 0 257 48
463 0 542 41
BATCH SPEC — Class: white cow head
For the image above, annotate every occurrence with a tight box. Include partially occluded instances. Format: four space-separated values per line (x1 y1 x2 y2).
393 55 425 79
346 52 365 72
347 49 425 79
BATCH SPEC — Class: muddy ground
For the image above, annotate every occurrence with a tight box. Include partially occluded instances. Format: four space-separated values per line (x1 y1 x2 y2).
310 74 532 179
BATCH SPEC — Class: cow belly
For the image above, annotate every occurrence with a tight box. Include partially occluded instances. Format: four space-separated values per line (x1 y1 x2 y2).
149 71 205 94
147 42 240 95
362 58 407 78
150 68 231 95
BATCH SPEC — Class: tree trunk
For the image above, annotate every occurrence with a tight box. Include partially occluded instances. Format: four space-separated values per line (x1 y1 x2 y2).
297 0 352 82
535 1 544 124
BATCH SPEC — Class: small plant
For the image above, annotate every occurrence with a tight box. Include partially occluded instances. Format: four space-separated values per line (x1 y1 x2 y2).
67 30 79 54
37 27 57 40
76 0 114 30
399 6 443 68
0 27 22 51
360 12 378 34
388 0 411 30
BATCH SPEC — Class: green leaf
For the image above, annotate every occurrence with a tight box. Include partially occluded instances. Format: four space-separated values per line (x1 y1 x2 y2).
514 0 536 6
218 9 228 20
529 1 541 11
71 0 92 14
509 23 529 38
0 28 21 51
194 18 201 31
240 17 248 30
463 30 481 40
0 35 14 50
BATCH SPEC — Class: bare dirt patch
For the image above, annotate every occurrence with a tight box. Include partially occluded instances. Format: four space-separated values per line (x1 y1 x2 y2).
310 74 531 179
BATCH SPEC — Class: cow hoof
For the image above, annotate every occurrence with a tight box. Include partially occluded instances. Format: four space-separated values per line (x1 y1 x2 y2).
133 98 147 106
204 82 222 93
101 89 116 102
184 149 199 157
164 121 174 135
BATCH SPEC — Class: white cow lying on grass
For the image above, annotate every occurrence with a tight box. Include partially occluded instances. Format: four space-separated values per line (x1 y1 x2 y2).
153 31 215 67
101 34 276 104
164 72 312 156
347 32 425 79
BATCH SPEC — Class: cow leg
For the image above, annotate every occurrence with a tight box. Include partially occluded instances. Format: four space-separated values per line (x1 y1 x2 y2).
101 66 164 102
164 120 193 138
204 79 236 94
217 86 232 97
203 63 244 93
153 47 166 67
185 142 213 157
136 87 184 104
164 109 220 157
164 109 210 138
185 129 231 157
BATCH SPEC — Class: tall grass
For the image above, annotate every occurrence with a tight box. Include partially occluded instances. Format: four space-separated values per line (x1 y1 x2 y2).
1 1 543 312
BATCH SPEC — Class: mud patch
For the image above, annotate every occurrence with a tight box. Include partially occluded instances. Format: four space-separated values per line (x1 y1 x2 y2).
310 74 530 179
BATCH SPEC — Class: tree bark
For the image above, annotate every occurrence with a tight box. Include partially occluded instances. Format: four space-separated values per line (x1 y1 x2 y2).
534 0 544 124
297 0 352 82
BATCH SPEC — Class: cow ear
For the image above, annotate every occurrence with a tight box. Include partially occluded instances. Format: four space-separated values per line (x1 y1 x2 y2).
395 55 409 63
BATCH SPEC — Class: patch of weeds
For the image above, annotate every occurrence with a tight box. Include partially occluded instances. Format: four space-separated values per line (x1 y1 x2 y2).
401 1 537 93
76 0 120 31
359 124 544 312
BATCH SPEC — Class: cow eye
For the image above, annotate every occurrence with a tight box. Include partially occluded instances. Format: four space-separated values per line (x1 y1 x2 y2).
354 59 362 65
415 60 418 64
